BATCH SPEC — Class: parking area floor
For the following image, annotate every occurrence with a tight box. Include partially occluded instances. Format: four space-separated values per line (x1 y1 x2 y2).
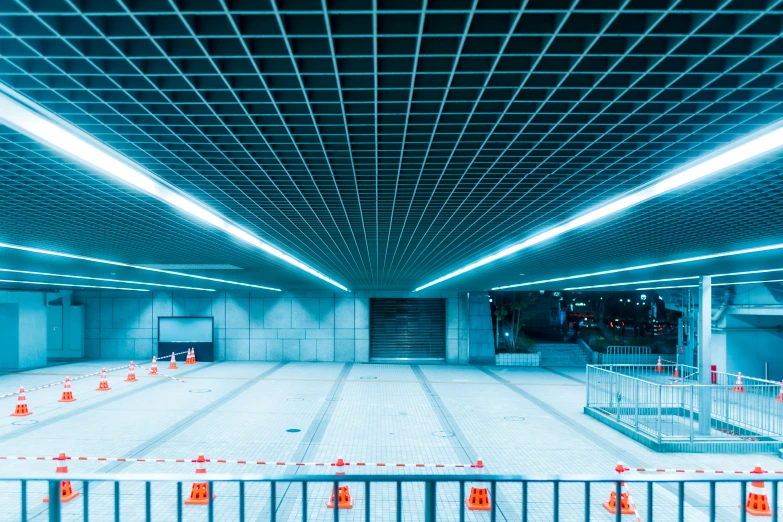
0 360 779 521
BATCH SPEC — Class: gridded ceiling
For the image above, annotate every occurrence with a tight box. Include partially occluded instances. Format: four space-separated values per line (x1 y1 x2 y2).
2 0 783 292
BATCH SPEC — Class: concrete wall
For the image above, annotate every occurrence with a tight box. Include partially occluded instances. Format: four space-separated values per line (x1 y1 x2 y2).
74 290 466 363
710 284 783 381
0 291 48 370
468 292 494 365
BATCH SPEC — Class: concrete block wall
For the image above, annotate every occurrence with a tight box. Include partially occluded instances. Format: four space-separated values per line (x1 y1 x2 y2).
74 290 466 363
0 291 48 370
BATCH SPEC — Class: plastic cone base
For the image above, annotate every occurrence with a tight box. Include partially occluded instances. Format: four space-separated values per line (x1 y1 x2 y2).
327 486 353 509
184 482 215 505
776 393 783 403
43 481 79 503
58 392 76 403
125 375 137 383
96 382 110 391
149 368 158 375
11 404 31 416
169 363 178 370
466 487 491 511
733 385 745 393
746 490 772 516
602 491 635 515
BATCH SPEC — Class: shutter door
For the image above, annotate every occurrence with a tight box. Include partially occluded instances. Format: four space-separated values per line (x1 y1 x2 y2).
370 298 446 361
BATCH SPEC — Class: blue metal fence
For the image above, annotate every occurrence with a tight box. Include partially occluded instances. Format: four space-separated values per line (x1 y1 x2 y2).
8 472 781 522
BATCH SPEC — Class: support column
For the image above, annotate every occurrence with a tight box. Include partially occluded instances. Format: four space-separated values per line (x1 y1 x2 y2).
697 275 712 436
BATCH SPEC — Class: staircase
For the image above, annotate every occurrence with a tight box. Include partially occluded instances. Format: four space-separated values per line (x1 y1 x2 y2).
535 343 590 367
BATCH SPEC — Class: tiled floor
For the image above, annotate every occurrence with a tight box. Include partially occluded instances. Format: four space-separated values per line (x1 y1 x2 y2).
0 360 779 521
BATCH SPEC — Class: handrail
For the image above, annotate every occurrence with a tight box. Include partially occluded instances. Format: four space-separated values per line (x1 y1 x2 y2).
6 471 783 483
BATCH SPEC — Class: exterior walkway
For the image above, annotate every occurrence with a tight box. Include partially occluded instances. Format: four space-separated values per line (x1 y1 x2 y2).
0 360 779 520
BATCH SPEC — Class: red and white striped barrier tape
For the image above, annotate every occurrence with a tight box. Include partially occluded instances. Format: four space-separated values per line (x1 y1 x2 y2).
135 364 187 384
0 364 130 400
626 467 783 475
0 455 483 468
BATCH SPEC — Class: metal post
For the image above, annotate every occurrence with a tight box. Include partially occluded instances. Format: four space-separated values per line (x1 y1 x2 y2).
657 385 663 443
177 482 182 522
490 481 496 522
208 481 214 522
145 482 151 522
84 481 89 522
635 378 639 430
553 481 559 522
240 481 245 522
772 479 778 522
647 481 652 522
584 482 590 522
615 480 621 522
698 275 713 435
460 481 465 522
424 481 436 522
333 480 339 522
364 482 369 522
689 384 694 443
301 482 307 522
48 480 61 522
709 481 716 522
21 480 26 522
678 482 684 522
396 482 402 522
114 481 120 522
271 482 277 522
741 481 747 522
522 481 527 522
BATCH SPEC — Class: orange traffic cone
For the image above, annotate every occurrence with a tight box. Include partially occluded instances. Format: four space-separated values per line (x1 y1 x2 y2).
185 348 195 364
168 352 178 370
746 464 772 516
149 356 158 375
185 453 215 505
776 382 783 403
466 458 491 511
10 387 31 416
43 452 79 503
733 372 745 393
602 463 636 515
58 377 76 403
655 356 663 373
96 368 110 391
673 365 680 378
125 362 137 382
327 486 353 509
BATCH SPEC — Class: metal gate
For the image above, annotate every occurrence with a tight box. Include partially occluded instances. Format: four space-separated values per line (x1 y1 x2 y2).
370 298 446 361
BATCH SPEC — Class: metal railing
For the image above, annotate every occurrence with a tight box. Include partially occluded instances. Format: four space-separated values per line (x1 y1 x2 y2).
10 472 782 522
587 365 783 443
601 346 656 365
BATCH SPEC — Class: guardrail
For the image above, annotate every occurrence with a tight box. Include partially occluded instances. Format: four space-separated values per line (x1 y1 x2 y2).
10 471 783 522
586 365 783 447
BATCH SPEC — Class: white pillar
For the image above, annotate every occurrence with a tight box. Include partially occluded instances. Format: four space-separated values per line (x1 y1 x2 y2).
697 275 712 435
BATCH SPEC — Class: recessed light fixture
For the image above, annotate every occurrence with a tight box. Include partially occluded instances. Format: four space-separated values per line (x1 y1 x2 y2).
0 242 278 291
639 278 783 291
0 279 147 292
416 119 783 292
491 242 783 290
0 268 215 292
0 87 348 292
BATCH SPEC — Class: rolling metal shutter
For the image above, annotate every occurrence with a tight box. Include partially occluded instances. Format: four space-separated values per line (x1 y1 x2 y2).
369 298 446 361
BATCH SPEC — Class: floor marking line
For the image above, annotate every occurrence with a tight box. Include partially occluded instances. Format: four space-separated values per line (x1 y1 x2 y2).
411 365 511 522
266 363 352 522
0 362 220 444
97 362 288 474
539 366 587 384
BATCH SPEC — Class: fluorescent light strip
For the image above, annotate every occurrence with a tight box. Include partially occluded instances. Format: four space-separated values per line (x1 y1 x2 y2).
0 242 279 291
564 276 698 291
0 279 147 292
491 242 783 290
0 89 348 292
639 279 783 291
417 122 783 291
561 267 783 291
0 268 215 292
